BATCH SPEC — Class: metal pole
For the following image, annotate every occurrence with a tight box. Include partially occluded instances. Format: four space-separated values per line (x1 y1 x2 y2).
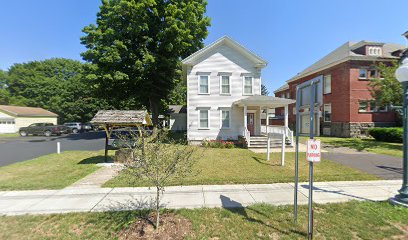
308 81 316 240
104 125 109 163
281 132 285 166
396 82 408 203
267 135 270 161
294 86 301 223
57 142 60 154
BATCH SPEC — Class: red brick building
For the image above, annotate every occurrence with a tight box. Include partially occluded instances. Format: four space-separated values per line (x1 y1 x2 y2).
274 41 405 137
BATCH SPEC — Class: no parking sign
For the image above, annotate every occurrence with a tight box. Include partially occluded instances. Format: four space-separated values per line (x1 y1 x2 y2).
306 139 321 162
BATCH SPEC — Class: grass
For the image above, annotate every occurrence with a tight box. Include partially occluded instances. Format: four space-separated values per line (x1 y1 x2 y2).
0 201 407 239
104 147 377 188
300 136 403 158
0 133 19 138
0 151 107 190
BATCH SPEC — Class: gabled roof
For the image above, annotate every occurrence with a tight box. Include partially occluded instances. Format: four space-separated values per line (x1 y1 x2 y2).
168 105 187 114
286 41 405 83
182 36 267 68
274 84 289 94
91 110 152 125
0 105 58 117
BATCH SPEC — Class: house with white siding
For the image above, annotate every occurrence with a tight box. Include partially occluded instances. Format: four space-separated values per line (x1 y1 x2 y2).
181 36 295 147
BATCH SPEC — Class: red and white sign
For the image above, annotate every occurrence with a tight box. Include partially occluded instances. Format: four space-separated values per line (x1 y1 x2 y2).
306 139 321 162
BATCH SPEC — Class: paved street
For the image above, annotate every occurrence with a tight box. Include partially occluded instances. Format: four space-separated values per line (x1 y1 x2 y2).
0 132 106 167
0 180 401 216
322 148 403 180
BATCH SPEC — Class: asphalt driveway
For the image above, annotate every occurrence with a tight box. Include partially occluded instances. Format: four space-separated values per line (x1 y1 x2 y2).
0 132 106 167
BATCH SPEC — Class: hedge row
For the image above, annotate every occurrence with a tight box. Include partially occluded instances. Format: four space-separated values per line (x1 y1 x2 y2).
368 127 403 143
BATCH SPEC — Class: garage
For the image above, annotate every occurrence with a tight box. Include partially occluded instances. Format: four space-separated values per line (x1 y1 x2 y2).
0 105 58 133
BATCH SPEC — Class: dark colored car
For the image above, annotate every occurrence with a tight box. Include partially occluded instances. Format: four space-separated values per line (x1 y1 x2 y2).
19 123 71 137
82 122 98 132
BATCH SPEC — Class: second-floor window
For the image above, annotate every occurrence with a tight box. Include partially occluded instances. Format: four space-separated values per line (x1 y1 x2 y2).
243 76 253 95
199 75 209 94
359 69 367 79
323 74 331 94
220 75 231 94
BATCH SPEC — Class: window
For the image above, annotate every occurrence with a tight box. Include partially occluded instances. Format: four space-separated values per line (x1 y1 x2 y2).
243 76 253 95
323 74 332 94
199 75 209 94
369 69 378 79
370 100 377 112
323 104 331 122
286 92 290 99
359 101 368 112
368 47 382 56
281 93 285 98
199 109 209 129
220 75 230 94
359 69 367 79
220 110 230 128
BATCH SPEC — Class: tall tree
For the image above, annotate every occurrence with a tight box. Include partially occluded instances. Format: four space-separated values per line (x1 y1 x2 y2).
5 58 108 123
261 84 269 96
0 70 10 105
369 62 402 106
81 0 211 125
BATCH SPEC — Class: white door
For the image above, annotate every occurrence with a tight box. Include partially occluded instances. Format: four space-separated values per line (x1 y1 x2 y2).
301 114 318 135
0 119 16 133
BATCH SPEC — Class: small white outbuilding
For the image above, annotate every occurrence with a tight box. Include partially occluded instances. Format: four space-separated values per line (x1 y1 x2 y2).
0 105 58 133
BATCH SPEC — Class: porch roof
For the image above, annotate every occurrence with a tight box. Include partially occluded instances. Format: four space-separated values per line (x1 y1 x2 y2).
233 95 295 108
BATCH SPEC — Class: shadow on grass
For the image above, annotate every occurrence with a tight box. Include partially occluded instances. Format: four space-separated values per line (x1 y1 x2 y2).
325 138 402 152
252 157 282 166
78 155 113 164
220 195 306 237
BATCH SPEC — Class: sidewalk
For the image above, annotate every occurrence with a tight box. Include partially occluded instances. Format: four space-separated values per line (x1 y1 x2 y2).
0 180 401 216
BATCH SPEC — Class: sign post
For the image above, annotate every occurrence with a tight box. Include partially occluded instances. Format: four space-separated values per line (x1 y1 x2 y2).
294 75 322 239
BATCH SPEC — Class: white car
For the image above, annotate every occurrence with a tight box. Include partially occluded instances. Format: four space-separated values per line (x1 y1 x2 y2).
63 122 82 134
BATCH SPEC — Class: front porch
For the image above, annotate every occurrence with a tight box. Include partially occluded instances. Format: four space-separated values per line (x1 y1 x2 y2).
233 95 296 148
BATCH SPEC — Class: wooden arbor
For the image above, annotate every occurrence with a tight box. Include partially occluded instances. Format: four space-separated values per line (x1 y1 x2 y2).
91 110 153 162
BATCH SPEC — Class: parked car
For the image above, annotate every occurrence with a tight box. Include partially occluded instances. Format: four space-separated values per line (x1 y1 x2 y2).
19 123 71 137
63 122 82 134
82 122 99 132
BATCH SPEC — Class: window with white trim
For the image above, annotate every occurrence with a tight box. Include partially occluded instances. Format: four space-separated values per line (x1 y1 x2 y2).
323 74 332 94
323 104 331 122
220 75 230 94
369 69 378 79
199 75 209 94
199 109 209 129
243 76 253 95
359 69 367 79
358 100 368 112
220 110 230 128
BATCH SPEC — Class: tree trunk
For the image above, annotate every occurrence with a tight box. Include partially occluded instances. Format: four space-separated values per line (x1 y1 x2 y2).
156 186 160 229
149 97 160 126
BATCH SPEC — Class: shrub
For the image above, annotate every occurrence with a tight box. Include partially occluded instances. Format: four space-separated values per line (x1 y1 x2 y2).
201 139 235 148
368 127 403 143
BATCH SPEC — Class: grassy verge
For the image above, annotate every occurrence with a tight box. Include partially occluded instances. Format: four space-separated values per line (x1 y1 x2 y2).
0 201 407 239
0 151 106 190
104 147 377 188
0 133 19 138
300 136 403 158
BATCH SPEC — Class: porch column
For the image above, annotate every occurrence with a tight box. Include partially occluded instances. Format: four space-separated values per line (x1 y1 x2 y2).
284 105 289 129
266 108 269 134
258 106 262 135
244 105 247 129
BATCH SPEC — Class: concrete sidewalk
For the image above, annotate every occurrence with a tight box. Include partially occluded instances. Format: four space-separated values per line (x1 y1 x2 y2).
0 180 401 216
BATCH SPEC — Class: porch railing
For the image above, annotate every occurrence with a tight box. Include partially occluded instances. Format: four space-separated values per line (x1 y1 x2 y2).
261 125 294 146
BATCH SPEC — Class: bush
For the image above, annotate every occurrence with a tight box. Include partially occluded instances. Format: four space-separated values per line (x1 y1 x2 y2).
368 127 403 143
201 139 235 149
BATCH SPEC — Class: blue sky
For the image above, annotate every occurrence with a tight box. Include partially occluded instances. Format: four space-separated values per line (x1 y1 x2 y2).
0 0 407 93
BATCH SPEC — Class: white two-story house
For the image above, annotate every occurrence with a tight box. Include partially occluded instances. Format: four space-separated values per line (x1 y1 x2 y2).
181 36 294 146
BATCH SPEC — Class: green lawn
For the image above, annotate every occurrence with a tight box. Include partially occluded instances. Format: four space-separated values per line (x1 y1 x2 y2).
0 151 106 190
0 133 19 138
0 201 407 239
300 136 403 158
104 147 377 188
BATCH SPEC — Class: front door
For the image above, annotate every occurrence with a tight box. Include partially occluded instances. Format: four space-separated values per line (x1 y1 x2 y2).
247 113 255 136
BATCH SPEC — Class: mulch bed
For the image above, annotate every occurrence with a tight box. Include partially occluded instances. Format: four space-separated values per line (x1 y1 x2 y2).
118 213 192 240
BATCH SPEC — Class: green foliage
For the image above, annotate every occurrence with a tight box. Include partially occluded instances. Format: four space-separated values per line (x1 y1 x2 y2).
2 58 109 123
370 62 402 106
369 127 403 143
80 0 211 124
261 84 269 96
202 139 235 148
